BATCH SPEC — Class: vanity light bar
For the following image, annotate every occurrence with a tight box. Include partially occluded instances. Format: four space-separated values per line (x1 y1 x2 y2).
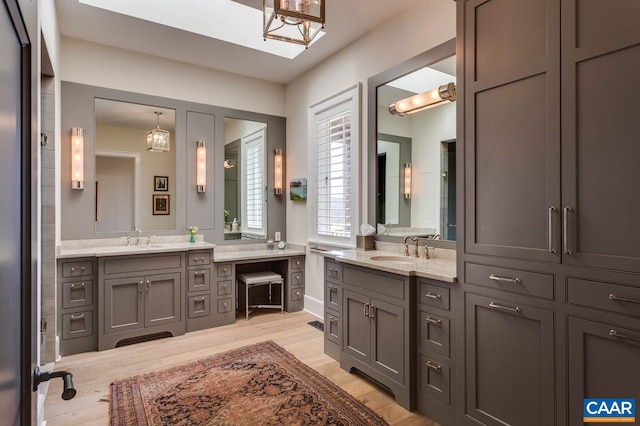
389 82 456 116
274 149 283 195
196 140 206 193
71 127 84 190
403 162 412 199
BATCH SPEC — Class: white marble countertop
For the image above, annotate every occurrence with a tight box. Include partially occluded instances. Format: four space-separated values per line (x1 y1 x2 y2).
326 249 457 283
213 247 306 262
57 236 215 259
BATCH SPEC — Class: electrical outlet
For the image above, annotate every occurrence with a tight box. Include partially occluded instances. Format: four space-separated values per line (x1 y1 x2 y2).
275 231 281 241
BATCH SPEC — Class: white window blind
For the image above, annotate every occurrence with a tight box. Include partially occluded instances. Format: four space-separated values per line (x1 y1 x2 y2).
316 110 352 238
241 129 266 236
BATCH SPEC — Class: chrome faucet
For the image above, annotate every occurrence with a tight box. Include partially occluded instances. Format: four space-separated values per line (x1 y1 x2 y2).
134 227 142 246
424 246 434 259
403 236 419 258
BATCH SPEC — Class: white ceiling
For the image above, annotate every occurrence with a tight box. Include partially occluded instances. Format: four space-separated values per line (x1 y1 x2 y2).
55 0 422 84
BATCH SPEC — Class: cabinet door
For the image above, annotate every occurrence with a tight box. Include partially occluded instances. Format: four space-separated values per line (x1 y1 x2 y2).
561 0 640 273
465 293 555 426
463 0 561 262
144 272 181 328
342 289 371 365
104 276 145 334
371 298 405 384
567 317 640 426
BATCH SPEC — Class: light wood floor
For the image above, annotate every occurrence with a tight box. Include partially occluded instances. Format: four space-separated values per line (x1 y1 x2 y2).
44 311 436 425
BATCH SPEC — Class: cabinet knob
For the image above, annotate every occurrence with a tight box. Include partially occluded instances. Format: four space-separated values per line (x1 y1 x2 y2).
296 275 300 280
223 302 229 308
295 291 301 296
296 261 300 266
221 268 228 273
223 285 228 290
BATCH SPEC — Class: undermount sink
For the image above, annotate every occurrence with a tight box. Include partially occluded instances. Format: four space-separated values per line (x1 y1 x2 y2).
369 255 417 267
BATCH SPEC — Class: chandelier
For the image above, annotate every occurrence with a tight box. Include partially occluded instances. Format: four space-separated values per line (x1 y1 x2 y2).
147 111 170 152
263 0 325 48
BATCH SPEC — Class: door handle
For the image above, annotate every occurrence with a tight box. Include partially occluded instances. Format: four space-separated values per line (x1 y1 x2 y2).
363 303 370 318
369 305 375 319
563 206 573 255
138 281 143 293
146 280 150 293
548 206 557 254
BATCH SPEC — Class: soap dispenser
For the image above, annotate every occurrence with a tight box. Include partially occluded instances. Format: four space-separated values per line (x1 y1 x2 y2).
232 218 239 232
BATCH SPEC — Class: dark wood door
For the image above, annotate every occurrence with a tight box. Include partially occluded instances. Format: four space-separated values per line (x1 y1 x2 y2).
370 298 404 383
465 293 555 426
104 276 145 334
342 289 371 364
145 272 181 328
561 0 640 273
463 0 561 263
0 0 35 423
567 316 640 426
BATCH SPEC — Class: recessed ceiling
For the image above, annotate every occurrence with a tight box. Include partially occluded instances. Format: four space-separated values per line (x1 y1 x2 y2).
55 0 423 84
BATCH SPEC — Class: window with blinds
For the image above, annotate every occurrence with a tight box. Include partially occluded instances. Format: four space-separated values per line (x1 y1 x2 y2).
241 129 266 236
316 110 352 238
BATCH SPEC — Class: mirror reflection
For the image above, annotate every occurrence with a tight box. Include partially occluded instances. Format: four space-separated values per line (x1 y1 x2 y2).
224 117 268 240
376 54 457 240
94 99 176 233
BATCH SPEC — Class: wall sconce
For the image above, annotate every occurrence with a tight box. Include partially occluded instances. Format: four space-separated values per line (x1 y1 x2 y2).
196 140 206 193
71 127 84 190
274 149 283 195
263 0 325 48
403 163 412 199
389 83 456 116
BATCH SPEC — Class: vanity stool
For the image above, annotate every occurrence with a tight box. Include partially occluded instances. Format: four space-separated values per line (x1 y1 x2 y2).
236 272 284 320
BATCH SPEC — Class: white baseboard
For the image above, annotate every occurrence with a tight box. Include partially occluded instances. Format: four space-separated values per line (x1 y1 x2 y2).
303 295 323 319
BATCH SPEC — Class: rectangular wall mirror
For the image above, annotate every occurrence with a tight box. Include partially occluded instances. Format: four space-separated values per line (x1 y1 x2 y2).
95 99 176 233
368 39 457 244
224 117 268 240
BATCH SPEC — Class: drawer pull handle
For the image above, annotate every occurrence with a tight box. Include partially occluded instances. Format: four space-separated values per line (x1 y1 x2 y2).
489 301 521 314
424 292 441 300
425 361 441 372
221 268 228 273
194 297 205 302
329 317 338 324
194 271 206 276
609 294 640 305
425 316 442 326
369 305 375 319
71 282 86 289
548 206 557 254
563 206 573 255
194 257 205 261
489 274 521 284
363 303 370 317
70 266 86 272
610 329 640 343
70 314 85 320
223 284 228 290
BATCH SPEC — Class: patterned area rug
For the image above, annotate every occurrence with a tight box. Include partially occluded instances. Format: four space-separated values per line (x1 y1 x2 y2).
110 340 388 425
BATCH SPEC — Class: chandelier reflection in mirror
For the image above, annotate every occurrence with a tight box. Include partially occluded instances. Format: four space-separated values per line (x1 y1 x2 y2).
147 111 170 152
263 0 325 48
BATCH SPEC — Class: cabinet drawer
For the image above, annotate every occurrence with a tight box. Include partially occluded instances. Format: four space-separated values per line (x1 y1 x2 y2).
291 257 304 271
103 254 182 275
217 280 232 296
419 355 450 405
217 298 232 313
325 260 342 282
188 269 210 292
188 251 211 266
419 311 451 358
567 277 640 317
325 311 341 345
62 310 93 340
62 280 93 309
466 263 554 300
188 294 210 318
61 261 93 278
419 281 450 311
290 286 304 302
216 263 232 278
343 266 404 300
325 282 342 313
290 271 304 286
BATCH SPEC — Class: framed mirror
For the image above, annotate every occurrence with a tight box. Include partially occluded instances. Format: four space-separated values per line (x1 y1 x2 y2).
224 117 268 240
368 38 457 246
94 99 176 233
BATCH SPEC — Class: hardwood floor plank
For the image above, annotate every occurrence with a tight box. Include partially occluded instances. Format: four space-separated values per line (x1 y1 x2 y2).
45 311 435 425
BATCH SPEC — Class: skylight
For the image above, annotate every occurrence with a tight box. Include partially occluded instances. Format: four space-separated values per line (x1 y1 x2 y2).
79 0 325 59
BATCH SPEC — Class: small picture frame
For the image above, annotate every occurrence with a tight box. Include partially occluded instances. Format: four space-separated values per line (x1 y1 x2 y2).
153 194 170 215
289 178 307 201
154 176 168 191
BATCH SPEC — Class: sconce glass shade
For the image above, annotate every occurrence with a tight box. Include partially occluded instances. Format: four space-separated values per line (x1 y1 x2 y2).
263 0 325 48
274 148 283 195
147 112 170 152
403 163 412 199
196 140 206 193
389 83 456 116
71 127 84 190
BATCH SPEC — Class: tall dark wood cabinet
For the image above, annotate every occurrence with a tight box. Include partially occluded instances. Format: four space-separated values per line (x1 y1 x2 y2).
457 0 640 425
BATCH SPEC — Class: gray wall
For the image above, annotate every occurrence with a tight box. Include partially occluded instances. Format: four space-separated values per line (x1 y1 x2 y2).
61 82 287 244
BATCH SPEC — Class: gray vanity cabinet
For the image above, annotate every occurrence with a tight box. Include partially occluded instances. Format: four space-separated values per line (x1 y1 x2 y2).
212 262 235 327
98 253 185 350
324 259 342 360
186 250 216 332
339 263 414 410
287 256 305 312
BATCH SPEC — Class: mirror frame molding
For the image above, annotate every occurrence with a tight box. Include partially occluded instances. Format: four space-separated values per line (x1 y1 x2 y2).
61 82 286 244
367 38 456 249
